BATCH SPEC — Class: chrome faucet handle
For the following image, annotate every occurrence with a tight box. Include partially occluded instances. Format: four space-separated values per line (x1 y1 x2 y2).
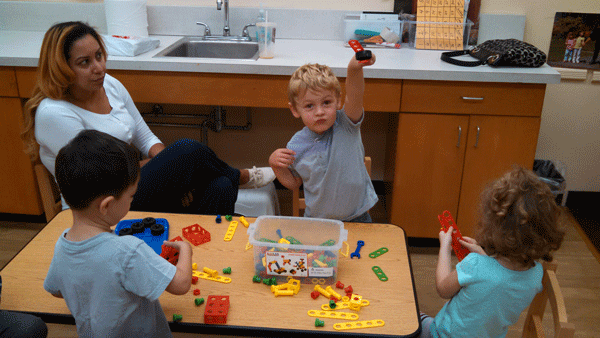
196 22 211 36
216 0 222 10
241 23 256 38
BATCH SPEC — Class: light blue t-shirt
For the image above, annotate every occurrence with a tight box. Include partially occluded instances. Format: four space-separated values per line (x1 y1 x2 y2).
287 109 378 221
431 253 543 338
44 230 177 338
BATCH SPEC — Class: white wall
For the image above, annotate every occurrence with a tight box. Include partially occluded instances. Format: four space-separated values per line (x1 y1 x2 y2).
481 0 600 192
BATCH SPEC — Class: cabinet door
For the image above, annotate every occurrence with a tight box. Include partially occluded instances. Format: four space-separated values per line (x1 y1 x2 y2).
390 113 469 238
457 115 541 236
0 97 43 215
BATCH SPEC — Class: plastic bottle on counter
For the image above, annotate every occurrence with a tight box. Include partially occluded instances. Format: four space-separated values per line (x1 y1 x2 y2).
256 3 265 40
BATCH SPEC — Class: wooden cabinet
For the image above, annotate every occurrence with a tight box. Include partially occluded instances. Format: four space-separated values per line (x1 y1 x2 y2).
0 67 43 215
389 80 544 238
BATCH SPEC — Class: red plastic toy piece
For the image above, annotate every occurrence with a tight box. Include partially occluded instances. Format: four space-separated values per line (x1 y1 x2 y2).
204 295 230 324
182 224 211 246
310 290 320 300
160 236 183 265
438 210 470 261
344 285 353 295
193 289 201 296
335 281 344 289
348 39 372 64
192 276 199 284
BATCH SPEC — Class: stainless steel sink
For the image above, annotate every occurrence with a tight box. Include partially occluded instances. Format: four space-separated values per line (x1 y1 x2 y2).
154 37 259 60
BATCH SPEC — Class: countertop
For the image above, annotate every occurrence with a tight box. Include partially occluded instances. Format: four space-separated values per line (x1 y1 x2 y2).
0 30 561 83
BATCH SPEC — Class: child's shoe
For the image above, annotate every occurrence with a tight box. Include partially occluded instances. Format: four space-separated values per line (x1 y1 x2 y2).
240 166 276 189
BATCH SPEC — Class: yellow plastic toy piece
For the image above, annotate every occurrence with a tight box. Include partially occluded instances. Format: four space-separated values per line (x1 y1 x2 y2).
223 221 238 241
192 270 232 284
287 278 301 294
325 286 342 300
321 298 370 311
262 256 266 267
313 259 327 267
314 285 331 298
272 289 294 297
349 294 363 311
245 241 253 250
339 241 350 257
203 267 218 277
333 319 385 331
307 310 359 320
271 278 301 296
278 237 290 244
192 263 197 270
311 278 326 285
239 216 249 227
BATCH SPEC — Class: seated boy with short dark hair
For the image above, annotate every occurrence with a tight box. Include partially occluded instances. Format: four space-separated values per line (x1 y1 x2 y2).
44 130 192 337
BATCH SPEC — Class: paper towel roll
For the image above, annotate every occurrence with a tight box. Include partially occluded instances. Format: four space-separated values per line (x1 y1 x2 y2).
105 0 149 37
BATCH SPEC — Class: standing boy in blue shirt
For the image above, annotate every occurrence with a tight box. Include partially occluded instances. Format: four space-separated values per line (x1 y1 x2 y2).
269 54 378 222
44 130 192 337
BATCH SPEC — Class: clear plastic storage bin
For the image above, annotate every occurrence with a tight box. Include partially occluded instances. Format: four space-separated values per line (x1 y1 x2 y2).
247 216 347 284
343 14 403 43
407 20 473 50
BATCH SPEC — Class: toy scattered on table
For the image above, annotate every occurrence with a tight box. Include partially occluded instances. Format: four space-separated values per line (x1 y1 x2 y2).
245 241 253 250
371 266 388 282
321 296 370 311
368 247 389 258
348 40 372 63
204 295 229 324
215 215 222 223
225 215 233 221
195 298 205 306
193 267 232 284
192 263 197 270
252 275 262 283
349 294 364 312
172 314 183 322
222 267 232 274
270 278 300 297
308 310 358 320
314 318 325 327
160 236 183 265
262 277 277 286
438 210 470 261
223 221 238 241
192 276 199 284
333 319 385 331
325 286 342 300
182 224 211 246
311 290 320 300
350 240 365 259
115 217 168 254
329 300 337 309
239 216 249 227
193 289 201 296
311 278 326 285
314 285 331 298
344 285 353 297
339 241 350 258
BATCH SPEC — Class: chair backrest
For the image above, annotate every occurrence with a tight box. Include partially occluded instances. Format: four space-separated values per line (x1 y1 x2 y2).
292 157 372 217
34 162 62 222
522 261 575 338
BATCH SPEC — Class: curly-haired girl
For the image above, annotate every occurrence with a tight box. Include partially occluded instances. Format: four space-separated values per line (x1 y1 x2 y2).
419 166 565 338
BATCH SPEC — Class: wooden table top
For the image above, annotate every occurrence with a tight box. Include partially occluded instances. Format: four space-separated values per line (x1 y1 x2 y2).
1 210 420 337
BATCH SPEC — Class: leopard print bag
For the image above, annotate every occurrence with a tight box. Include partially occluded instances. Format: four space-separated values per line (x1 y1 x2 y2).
441 39 547 67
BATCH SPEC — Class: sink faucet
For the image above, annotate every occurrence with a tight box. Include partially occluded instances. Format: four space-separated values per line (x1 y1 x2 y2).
216 0 230 36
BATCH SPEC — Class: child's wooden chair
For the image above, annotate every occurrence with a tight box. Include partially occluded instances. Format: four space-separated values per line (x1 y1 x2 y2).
522 261 575 338
33 161 62 222
292 157 371 217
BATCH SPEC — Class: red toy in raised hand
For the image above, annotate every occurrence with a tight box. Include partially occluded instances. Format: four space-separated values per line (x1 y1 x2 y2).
438 210 470 261
348 40 372 63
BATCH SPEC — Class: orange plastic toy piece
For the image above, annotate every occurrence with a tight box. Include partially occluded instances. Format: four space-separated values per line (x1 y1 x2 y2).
160 236 183 265
438 210 470 261
182 224 211 246
204 295 230 324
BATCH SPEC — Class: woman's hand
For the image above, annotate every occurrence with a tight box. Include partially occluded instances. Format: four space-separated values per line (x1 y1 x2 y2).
459 236 487 256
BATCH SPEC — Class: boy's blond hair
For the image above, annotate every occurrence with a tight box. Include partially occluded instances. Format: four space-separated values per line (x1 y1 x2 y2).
288 63 342 108
476 166 564 268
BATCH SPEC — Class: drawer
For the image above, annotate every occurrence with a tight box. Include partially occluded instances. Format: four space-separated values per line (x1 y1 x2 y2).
0 67 19 97
401 80 546 117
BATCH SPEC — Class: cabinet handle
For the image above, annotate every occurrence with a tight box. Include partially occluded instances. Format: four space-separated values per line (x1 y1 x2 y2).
462 97 484 101
456 126 462 147
475 126 480 147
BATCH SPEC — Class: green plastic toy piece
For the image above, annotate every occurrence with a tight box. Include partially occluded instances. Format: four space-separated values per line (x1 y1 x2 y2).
195 298 205 306
252 275 262 283
354 29 380 37
369 247 389 258
222 267 232 274
259 238 278 243
285 236 302 244
329 300 337 309
173 314 183 322
372 266 389 282
315 318 325 327
225 215 233 221
320 239 336 246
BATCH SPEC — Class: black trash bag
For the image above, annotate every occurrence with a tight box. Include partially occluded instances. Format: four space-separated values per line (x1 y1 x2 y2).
533 160 566 192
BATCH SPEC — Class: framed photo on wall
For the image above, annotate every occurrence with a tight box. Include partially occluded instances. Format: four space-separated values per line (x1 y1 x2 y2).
547 12 600 69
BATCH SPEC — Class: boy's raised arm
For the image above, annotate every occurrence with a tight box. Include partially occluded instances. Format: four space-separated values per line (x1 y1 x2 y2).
344 54 376 123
